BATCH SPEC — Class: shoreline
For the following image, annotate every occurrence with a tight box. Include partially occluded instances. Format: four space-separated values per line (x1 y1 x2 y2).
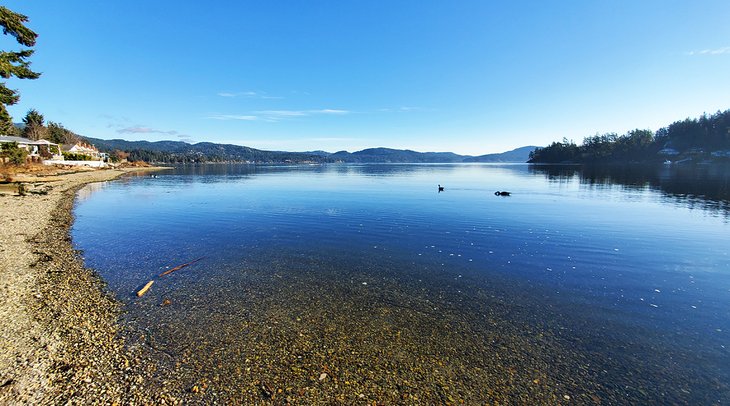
0 168 175 404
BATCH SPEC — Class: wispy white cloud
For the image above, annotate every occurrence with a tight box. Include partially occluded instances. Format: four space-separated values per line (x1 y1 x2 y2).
208 114 259 121
177 134 194 143
256 109 350 117
314 109 349 115
218 91 255 97
688 46 730 55
117 126 178 135
209 109 350 122
217 91 283 99
255 110 309 117
377 106 422 113
114 125 195 142
103 114 133 129
213 137 364 150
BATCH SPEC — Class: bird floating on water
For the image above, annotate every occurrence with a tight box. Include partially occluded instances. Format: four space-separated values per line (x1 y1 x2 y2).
494 191 511 196
438 184 445 192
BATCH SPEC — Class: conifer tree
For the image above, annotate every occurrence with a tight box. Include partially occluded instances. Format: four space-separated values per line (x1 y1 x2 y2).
22 108 46 140
0 6 40 135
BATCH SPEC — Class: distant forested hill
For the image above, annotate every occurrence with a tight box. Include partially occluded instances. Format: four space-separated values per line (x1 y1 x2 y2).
329 148 467 163
82 137 537 164
463 146 538 162
528 109 730 164
84 137 329 163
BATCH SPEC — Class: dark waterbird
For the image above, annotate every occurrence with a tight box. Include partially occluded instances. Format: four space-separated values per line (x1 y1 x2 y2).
494 191 511 196
438 184 444 192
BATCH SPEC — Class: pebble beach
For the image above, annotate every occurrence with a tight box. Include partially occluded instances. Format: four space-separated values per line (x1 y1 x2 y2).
0 168 177 404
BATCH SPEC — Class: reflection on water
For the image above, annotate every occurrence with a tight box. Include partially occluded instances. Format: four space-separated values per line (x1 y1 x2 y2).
72 163 730 403
171 162 477 178
531 163 730 218
75 180 110 203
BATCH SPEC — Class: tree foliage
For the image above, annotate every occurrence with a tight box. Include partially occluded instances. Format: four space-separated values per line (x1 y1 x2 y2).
0 6 40 133
0 7 37 46
83 137 336 164
113 149 130 162
47 121 80 145
0 140 28 164
528 138 580 163
0 101 17 135
62 151 93 161
529 110 730 163
22 108 46 140
662 110 730 151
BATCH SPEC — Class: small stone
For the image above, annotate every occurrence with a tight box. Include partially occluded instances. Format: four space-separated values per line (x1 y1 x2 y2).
563 394 570 400
319 373 328 381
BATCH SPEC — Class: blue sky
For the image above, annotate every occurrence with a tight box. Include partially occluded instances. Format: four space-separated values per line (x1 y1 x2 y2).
3 1 730 154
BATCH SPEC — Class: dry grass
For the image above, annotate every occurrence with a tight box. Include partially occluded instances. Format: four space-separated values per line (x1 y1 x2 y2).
1 163 94 182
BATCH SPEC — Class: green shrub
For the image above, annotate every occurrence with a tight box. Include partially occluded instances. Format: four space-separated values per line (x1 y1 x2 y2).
62 151 92 161
0 142 29 165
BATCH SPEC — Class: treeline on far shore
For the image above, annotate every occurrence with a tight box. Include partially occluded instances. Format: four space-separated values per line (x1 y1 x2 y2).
121 147 328 164
528 109 730 164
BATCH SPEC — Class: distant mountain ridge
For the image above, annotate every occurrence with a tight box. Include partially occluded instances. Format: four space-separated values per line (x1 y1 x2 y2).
83 137 537 164
83 137 326 163
464 146 539 162
329 148 468 163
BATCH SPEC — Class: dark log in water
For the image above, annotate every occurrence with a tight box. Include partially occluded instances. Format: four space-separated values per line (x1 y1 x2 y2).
159 257 205 277
136 257 206 296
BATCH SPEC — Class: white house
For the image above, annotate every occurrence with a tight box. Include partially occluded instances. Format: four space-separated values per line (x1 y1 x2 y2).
0 135 63 162
62 142 102 160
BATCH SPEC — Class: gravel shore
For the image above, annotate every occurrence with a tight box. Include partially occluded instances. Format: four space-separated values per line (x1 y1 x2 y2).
0 169 174 404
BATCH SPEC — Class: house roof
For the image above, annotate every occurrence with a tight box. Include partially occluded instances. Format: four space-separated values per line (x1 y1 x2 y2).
0 136 60 146
31 139 58 145
0 135 32 144
62 142 98 152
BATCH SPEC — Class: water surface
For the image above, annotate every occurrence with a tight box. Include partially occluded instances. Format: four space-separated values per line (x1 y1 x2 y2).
73 163 730 403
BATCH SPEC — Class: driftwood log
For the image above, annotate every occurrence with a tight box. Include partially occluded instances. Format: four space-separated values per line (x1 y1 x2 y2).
135 257 206 297
136 280 154 297
159 257 205 277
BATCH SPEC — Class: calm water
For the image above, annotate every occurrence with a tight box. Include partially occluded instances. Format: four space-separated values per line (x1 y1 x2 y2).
72 163 730 403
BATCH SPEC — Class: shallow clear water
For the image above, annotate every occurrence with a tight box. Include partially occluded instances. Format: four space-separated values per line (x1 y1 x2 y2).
72 163 730 403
